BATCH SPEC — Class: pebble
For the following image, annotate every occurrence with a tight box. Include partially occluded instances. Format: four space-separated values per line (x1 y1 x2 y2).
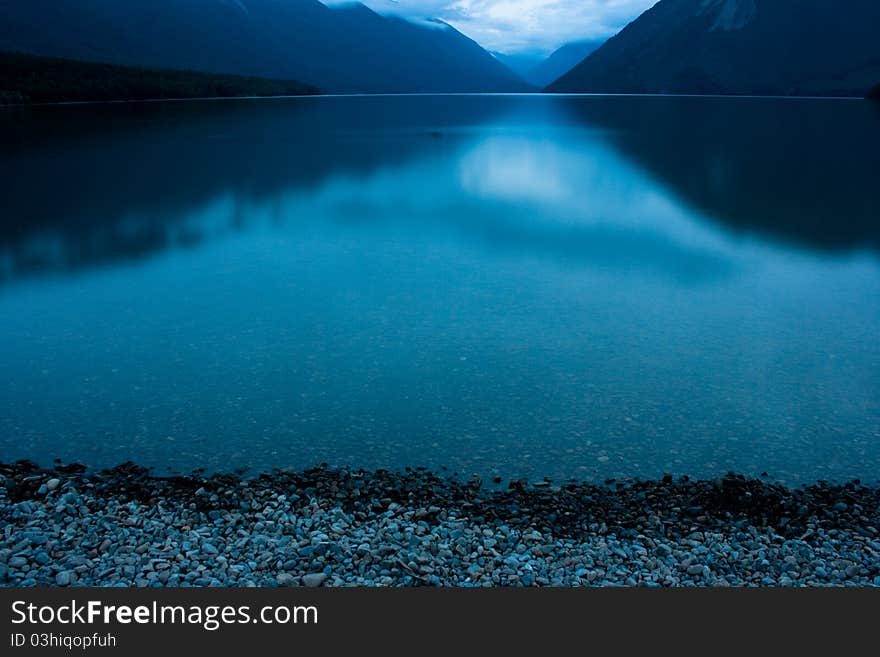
1 462 878 588
302 573 328 587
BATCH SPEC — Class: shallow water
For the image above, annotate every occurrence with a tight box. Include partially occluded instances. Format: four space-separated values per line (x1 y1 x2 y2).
0 95 878 484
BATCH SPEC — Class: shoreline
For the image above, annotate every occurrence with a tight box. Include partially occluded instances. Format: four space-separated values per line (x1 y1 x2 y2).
1 91 869 109
2 460 878 587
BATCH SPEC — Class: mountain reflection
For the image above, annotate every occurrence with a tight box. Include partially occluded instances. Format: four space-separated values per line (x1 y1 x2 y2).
554 95 880 254
0 97 504 281
0 95 878 285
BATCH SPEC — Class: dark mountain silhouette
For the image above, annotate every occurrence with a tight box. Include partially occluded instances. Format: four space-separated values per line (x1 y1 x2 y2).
0 0 527 93
0 51 316 104
547 0 880 96
527 40 603 88
868 84 880 100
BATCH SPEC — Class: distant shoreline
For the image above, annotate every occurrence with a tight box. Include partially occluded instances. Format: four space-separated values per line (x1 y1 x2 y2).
2 50 871 108
0 51 318 107
2 91 869 109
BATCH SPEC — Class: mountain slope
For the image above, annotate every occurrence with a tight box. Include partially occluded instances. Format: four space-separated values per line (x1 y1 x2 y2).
547 0 880 96
527 40 604 88
491 52 543 79
0 0 527 93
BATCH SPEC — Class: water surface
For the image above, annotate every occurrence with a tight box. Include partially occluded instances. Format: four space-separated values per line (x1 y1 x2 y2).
1 95 878 484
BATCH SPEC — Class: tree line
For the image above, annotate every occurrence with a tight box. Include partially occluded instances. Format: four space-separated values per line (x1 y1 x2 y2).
0 51 318 105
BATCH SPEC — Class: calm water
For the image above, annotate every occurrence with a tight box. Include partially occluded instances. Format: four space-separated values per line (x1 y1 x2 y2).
1 95 878 484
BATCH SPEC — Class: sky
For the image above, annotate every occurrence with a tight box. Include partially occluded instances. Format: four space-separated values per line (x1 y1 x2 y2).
326 0 658 54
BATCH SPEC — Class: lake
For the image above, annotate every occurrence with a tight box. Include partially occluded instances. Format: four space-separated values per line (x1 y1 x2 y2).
0 94 878 485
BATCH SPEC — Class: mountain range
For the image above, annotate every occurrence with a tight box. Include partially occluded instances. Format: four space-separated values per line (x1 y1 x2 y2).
526 40 604 88
490 52 543 80
547 0 880 96
0 0 528 93
2 0 878 98
493 40 605 88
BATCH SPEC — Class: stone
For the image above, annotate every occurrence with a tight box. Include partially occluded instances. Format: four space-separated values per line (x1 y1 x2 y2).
655 544 672 558
0 461 877 589
302 573 328 587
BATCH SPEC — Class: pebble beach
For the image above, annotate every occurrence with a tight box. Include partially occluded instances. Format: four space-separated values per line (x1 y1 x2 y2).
2 460 879 587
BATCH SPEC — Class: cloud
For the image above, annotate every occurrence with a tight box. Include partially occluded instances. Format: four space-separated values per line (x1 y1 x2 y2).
324 0 658 54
